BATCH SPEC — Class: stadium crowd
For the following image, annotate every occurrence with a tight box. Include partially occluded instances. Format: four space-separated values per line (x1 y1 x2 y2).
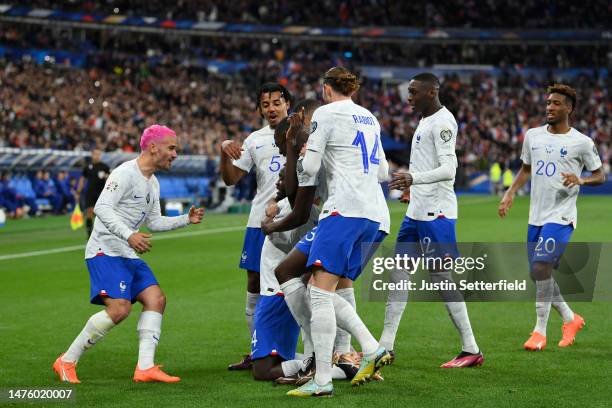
2 23 610 70
22 0 612 29
0 15 610 218
1 58 609 172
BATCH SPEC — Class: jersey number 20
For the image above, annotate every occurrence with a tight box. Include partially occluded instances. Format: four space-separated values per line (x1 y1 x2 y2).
352 131 380 174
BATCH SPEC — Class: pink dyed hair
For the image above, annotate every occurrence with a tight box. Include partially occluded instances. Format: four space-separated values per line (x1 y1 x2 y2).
139 124 176 151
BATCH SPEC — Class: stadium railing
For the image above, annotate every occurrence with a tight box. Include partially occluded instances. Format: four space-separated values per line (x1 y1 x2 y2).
0 148 216 204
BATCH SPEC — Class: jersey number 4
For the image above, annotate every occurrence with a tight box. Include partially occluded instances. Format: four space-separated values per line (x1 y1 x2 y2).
352 131 380 174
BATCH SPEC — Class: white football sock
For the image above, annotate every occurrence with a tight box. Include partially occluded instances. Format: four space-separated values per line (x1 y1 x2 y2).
281 359 303 376
430 271 479 354
280 278 313 356
534 278 554 335
333 293 378 356
334 288 355 353
63 310 115 363
245 292 259 336
310 286 336 385
137 311 162 370
379 267 410 350
551 279 574 323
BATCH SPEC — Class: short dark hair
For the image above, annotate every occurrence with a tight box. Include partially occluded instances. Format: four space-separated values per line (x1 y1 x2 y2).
547 83 576 112
292 98 321 117
411 72 440 87
256 82 293 109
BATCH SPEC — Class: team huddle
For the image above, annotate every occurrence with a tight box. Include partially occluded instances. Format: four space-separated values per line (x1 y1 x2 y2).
52 67 604 398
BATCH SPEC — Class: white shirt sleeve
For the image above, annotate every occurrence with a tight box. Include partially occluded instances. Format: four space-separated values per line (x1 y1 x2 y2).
411 118 457 185
305 108 331 154
375 131 390 182
411 155 456 185
145 181 190 231
520 130 532 165
232 137 254 172
299 150 322 180
432 118 458 160
94 171 134 241
582 139 603 172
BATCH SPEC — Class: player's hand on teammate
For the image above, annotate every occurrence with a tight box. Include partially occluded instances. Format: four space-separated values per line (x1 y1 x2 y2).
128 232 152 254
261 219 273 235
561 172 583 188
498 191 514 218
220 140 242 160
265 200 279 218
188 206 205 224
399 188 411 203
286 107 305 145
389 172 414 191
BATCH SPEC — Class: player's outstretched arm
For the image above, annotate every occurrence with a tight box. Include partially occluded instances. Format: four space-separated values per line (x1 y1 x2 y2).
145 194 202 232
219 140 247 185
499 163 531 218
561 168 606 188
261 186 316 235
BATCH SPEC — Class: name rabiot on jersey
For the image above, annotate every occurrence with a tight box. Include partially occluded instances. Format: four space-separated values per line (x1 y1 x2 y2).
521 126 602 227
306 99 387 224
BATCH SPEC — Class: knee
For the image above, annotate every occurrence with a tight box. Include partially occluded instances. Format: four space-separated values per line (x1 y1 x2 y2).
146 292 167 313
106 301 132 323
531 262 552 281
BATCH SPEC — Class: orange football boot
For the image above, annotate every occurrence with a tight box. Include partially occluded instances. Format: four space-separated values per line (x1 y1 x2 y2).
53 354 81 384
133 365 181 383
559 313 585 347
524 331 547 351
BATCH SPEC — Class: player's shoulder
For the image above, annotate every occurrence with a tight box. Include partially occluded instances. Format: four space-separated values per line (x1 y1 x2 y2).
249 125 273 138
243 125 273 145
525 125 547 138
433 107 457 126
110 159 136 177
569 128 593 144
313 102 335 117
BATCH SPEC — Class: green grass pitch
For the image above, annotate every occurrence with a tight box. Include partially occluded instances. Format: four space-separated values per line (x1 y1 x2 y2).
0 195 610 407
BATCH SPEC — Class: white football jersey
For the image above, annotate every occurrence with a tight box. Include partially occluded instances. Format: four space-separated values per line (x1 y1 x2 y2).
521 126 602 227
260 198 318 296
306 99 387 223
407 106 458 221
233 125 285 228
299 162 389 233
86 159 189 259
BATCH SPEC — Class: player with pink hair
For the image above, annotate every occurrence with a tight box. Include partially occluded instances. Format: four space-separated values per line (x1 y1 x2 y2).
53 124 204 384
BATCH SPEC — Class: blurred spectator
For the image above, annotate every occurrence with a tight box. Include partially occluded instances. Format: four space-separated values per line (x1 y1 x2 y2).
55 171 77 212
33 170 63 214
0 171 38 217
21 0 612 29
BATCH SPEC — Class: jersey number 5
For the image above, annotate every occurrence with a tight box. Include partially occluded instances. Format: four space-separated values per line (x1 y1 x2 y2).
269 155 282 172
352 131 380 174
